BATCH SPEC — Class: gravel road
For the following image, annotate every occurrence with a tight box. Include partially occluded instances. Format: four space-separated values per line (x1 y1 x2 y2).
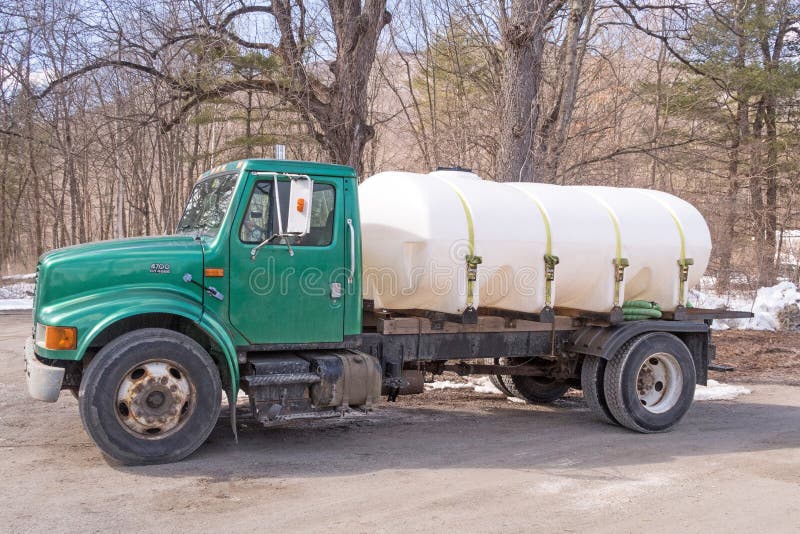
1 313 799 533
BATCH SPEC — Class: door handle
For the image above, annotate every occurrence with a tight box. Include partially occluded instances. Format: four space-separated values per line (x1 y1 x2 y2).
346 218 355 284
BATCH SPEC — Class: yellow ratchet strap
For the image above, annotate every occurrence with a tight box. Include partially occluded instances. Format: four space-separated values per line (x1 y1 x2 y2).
515 187 559 308
439 178 481 309
582 190 628 307
640 191 693 306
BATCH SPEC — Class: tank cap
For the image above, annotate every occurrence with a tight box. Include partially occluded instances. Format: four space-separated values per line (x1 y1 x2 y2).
435 165 472 173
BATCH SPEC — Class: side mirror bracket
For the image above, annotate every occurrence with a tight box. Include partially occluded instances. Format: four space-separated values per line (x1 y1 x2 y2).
248 172 313 259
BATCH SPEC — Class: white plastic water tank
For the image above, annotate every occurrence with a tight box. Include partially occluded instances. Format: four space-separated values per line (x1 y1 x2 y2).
359 170 711 315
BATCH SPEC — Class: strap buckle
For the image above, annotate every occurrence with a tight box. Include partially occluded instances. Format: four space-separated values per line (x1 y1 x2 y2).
678 257 694 281
544 254 559 281
465 254 482 282
677 258 694 306
612 257 629 307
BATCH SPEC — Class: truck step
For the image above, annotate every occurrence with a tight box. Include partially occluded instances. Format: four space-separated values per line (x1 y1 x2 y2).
243 373 321 386
257 407 368 426
708 363 735 372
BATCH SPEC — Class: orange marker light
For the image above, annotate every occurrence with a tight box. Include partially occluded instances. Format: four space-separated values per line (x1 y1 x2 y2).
296 198 305 212
45 326 77 350
204 268 225 277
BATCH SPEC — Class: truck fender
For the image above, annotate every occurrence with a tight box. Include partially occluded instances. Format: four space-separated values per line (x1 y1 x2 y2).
41 289 240 404
566 320 710 384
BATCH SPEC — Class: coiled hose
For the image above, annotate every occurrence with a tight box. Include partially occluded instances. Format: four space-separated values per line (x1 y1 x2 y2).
622 300 662 320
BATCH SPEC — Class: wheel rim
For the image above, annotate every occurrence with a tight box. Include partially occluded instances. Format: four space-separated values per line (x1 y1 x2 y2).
635 352 683 414
115 360 195 438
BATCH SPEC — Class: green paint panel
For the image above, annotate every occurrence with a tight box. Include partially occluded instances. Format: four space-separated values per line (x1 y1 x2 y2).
34 235 204 359
228 172 347 344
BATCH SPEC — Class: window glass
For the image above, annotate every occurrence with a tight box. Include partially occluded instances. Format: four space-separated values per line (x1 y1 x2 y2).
239 182 272 243
297 184 335 246
239 181 335 247
177 173 238 236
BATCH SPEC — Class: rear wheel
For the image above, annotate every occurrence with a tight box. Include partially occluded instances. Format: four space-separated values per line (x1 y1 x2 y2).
507 375 570 404
488 375 513 396
603 332 696 433
488 359 514 396
580 356 618 425
79 328 222 465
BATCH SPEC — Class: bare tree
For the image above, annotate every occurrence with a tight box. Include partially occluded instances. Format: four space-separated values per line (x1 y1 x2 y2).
495 0 562 182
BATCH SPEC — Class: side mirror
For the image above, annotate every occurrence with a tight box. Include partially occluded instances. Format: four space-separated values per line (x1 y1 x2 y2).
251 174 314 260
286 177 313 235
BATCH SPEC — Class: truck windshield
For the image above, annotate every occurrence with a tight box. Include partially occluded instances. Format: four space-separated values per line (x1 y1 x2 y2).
176 173 238 236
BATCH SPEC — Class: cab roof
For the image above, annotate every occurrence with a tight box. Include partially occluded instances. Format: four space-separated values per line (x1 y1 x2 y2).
200 159 356 180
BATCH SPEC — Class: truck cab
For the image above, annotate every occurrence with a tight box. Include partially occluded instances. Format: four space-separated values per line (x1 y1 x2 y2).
25 160 376 464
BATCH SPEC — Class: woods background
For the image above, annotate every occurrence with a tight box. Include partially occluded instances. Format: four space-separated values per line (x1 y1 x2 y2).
1 0 799 292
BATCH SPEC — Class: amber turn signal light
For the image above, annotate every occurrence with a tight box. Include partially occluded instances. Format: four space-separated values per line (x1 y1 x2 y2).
296 198 305 212
44 326 77 350
204 268 225 278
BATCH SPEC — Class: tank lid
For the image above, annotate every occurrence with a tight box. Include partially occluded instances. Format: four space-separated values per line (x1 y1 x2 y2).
435 165 472 173
430 167 482 181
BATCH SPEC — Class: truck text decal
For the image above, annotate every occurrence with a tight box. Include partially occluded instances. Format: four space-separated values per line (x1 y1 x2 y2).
150 263 171 274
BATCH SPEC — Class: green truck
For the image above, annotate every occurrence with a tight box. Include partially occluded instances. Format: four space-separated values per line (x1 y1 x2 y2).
24 159 750 464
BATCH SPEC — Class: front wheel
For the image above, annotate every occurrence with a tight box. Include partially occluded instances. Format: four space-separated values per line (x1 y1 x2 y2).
603 332 696 433
79 328 222 465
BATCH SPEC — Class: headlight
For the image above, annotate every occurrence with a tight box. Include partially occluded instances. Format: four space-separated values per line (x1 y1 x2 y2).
35 323 77 350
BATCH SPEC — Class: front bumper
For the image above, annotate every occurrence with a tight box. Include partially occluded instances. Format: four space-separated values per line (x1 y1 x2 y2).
24 337 64 402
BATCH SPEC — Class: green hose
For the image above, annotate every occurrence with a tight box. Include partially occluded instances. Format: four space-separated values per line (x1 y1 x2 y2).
622 300 662 320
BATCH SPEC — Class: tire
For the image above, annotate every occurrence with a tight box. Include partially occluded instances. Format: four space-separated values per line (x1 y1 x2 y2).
489 374 514 396
603 332 696 433
580 356 618 425
79 328 222 465
507 375 570 404
488 358 514 396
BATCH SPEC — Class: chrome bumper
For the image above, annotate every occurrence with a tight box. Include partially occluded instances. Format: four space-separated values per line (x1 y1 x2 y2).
24 337 64 402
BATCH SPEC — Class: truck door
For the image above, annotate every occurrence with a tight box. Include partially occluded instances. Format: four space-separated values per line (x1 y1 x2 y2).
229 174 345 344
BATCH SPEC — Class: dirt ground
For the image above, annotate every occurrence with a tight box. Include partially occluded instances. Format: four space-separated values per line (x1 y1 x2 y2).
711 329 800 385
1 313 799 533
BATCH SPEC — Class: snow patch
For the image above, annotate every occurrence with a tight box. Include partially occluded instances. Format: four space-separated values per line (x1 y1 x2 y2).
0 281 34 310
1 273 36 282
694 379 751 401
0 299 33 311
425 376 504 395
471 376 505 394
690 281 800 331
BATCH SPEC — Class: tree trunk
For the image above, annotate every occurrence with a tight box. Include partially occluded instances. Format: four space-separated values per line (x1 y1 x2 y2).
538 0 590 183
268 0 391 175
761 91 779 285
717 0 750 293
321 0 391 174
496 0 554 182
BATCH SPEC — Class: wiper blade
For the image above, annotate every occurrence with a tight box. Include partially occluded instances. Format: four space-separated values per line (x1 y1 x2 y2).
177 223 207 233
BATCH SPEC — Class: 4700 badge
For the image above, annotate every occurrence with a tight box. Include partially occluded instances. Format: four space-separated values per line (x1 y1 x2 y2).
149 263 171 274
